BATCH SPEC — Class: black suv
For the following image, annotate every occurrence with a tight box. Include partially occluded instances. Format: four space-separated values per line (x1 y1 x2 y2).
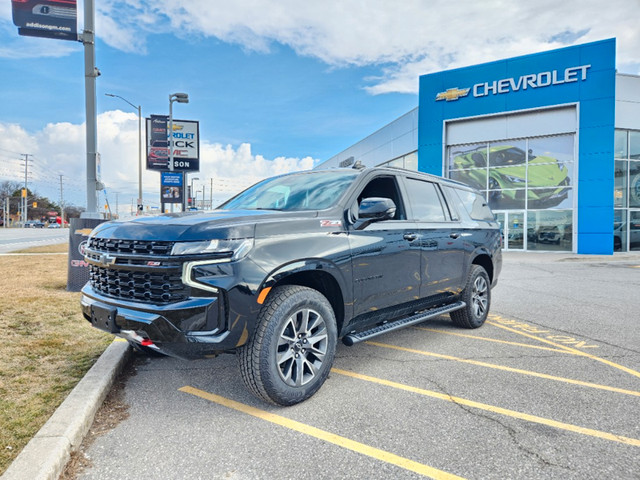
81 167 501 405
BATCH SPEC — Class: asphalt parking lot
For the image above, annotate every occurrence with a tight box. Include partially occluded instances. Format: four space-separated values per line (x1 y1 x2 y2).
74 253 640 480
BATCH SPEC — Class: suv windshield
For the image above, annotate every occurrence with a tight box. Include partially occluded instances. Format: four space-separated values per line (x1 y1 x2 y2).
219 170 358 211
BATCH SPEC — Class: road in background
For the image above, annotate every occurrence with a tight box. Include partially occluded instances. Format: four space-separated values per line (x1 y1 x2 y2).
74 252 640 479
0 228 69 253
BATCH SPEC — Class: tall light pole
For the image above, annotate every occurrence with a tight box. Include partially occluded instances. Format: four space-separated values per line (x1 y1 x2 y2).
196 189 204 209
81 0 99 217
169 93 189 211
105 93 143 215
190 176 199 209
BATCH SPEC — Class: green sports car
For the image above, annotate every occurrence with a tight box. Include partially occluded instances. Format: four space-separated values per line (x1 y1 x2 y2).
450 146 570 208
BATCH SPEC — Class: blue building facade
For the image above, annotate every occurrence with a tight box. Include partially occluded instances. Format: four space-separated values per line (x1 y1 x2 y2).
320 39 639 254
419 39 615 254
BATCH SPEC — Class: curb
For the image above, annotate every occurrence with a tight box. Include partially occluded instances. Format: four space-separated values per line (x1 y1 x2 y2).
1 340 131 480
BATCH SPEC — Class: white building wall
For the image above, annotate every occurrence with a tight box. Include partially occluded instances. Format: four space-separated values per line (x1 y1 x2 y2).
615 74 640 129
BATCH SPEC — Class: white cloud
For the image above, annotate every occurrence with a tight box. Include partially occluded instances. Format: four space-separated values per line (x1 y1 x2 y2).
3 1 639 88
0 114 317 216
94 0 640 93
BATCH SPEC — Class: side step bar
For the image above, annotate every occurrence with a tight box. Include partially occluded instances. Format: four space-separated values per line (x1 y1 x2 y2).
342 301 466 346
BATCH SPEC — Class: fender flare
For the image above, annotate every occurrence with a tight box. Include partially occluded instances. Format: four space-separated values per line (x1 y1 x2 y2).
257 258 354 324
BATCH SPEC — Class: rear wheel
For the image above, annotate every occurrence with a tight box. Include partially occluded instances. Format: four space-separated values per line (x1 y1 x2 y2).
238 285 337 406
450 265 491 329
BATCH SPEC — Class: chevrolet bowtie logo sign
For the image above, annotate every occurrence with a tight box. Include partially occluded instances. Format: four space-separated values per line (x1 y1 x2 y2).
435 87 470 102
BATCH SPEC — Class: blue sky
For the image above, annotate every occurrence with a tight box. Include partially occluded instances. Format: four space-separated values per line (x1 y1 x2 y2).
0 0 638 215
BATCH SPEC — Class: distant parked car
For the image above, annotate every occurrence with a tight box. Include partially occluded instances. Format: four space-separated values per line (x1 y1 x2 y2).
48 223 61 228
537 226 561 244
24 221 45 228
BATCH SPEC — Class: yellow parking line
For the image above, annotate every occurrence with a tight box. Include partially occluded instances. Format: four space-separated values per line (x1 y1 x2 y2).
332 369 640 448
365 341 640 398
487 320 640 379
412 327 570 353
179 386 465 480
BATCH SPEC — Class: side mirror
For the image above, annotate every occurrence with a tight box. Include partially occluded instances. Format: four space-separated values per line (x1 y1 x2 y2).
354 197 396 230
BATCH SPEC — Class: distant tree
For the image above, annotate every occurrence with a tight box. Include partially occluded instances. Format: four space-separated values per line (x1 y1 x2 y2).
64 205 85 219
0 181 22 216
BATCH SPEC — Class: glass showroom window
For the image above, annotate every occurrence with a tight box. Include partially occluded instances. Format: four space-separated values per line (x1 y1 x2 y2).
448 134 574 251
527 210 572 251
614 129 640 252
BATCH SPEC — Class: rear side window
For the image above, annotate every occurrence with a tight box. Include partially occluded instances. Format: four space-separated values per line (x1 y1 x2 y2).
403 178 446 222
454 189 495 221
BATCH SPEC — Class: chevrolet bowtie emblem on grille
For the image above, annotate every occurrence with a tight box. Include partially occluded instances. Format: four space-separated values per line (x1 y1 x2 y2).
435 87 470 102
98 253 116 266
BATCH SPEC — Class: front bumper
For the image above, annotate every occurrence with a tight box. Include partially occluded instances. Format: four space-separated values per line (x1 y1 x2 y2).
81 285 236 359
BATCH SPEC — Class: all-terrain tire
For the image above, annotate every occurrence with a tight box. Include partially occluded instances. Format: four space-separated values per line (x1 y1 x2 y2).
238 285 337 406
450 265 491 329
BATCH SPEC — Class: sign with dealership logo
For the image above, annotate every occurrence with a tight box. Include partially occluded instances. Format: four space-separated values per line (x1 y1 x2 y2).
11 0 78 41
145 116 200 172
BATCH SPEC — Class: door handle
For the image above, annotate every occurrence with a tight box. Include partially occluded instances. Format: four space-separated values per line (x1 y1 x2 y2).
403 233 418 242
449 232 461 239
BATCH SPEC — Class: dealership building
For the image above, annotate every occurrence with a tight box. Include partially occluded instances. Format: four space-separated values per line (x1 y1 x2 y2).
318 39 640 254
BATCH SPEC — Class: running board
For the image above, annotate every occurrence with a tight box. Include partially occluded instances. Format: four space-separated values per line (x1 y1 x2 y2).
342 301 466 346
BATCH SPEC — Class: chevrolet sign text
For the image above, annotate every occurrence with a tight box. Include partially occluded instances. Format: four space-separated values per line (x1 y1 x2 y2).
435 64 591 101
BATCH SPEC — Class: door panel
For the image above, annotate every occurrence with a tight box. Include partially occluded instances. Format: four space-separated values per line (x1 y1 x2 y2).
418 225 465 297
349 221 421 317
495 211 525 250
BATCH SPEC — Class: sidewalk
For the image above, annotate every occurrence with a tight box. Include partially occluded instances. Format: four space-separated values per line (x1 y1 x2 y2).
502 250 640 263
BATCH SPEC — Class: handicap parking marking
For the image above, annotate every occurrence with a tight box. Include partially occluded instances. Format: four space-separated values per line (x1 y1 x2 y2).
488 315 599 349
179 385 466 480
331 368 640 448
487 314 640 379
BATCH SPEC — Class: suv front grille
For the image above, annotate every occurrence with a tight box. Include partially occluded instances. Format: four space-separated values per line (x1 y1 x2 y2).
89 264 188 304
87 238 175 255
86 237 190 304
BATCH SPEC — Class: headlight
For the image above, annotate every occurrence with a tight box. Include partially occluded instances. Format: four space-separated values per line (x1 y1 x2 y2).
171 238 253 260
503 174 526 184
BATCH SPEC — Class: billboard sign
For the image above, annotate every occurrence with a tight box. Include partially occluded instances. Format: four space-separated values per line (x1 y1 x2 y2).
12 0 78 41
147 115 169 170
161 171 183 204
146 116 200 171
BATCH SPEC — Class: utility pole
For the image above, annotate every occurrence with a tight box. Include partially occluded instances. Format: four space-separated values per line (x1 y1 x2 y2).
20 154 32 225
59 174 65 227
81 0 100 217
210 178 213 210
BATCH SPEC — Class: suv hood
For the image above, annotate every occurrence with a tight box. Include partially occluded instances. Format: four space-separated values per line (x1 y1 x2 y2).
89 209 319 242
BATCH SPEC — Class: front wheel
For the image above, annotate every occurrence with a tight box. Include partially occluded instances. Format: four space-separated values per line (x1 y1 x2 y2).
450 265 491 329
238 285 337 406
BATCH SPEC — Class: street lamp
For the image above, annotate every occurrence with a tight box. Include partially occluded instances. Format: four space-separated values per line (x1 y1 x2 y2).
105 93 143 214
169 93 189 173
169 92 189 211
196 189 204 209
190 177 199 209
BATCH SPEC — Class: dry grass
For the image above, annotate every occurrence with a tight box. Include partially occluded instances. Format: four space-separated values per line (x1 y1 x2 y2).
0 243 112 475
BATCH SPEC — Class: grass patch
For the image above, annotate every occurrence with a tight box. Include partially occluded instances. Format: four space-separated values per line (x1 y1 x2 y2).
13 242 69 254
0 244 112 475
